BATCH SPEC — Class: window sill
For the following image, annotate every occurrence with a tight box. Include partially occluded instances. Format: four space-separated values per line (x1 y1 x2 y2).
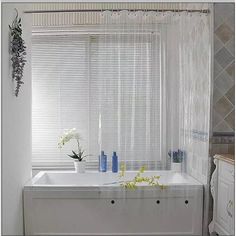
32 166 74 171
32 161 98 171
32 160 164 172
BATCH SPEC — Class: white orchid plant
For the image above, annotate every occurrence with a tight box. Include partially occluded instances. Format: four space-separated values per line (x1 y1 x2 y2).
58 128 90 162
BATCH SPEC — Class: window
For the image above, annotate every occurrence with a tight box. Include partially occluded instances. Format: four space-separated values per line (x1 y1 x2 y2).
32 28 161 168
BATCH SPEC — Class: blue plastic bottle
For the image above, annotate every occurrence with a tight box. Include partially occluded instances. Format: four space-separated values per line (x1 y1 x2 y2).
100 151 107 172
112 151 118 173
99 150 104 172
98 151 104 172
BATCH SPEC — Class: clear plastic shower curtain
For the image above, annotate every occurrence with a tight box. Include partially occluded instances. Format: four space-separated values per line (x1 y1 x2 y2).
177 13 211 183
92 11 164 170
94 10 211 176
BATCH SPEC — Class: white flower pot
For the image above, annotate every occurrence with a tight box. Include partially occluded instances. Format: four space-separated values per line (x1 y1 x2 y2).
74 160 86 173
171 162 182 172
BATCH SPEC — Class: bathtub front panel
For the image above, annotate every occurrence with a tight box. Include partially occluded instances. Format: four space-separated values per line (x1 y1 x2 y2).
24 186 203 235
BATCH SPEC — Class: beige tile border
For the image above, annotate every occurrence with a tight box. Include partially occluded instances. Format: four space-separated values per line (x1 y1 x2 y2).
214 153 235 165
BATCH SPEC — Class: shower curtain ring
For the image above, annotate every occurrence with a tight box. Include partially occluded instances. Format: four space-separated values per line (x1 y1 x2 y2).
201 8 204 16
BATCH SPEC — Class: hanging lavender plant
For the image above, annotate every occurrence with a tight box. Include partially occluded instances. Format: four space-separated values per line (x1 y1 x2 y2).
9 9 27 97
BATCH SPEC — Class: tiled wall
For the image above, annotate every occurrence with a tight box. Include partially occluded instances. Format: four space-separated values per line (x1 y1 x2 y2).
212 3 235 155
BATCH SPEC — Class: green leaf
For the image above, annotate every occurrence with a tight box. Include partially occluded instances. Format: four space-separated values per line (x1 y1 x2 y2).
67 154 78 159
72 150 78 156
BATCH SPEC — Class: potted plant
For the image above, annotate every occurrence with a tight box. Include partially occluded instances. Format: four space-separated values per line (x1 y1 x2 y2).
58 128 90 173
168 149 184 172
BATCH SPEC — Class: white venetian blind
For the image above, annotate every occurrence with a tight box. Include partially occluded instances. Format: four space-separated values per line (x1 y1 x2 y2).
32 34 90 164
32 31 161 167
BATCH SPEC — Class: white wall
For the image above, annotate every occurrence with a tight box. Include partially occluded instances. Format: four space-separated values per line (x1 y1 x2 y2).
2 3 32 235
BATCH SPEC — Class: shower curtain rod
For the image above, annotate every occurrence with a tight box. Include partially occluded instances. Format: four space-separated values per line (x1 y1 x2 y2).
24 9 210 14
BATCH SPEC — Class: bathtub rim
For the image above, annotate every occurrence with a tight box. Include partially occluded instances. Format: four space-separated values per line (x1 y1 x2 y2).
25 170 203 189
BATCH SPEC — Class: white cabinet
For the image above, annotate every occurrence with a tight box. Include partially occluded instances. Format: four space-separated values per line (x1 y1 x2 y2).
209 155 234 236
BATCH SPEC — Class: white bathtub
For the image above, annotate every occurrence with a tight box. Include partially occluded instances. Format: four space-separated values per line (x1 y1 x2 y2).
24 171 203 236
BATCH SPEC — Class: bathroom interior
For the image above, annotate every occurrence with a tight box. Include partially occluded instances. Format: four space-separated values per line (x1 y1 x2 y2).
1 2 235 236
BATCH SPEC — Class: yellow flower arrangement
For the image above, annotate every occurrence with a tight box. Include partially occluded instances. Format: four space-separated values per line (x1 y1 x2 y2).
119 162 166 190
